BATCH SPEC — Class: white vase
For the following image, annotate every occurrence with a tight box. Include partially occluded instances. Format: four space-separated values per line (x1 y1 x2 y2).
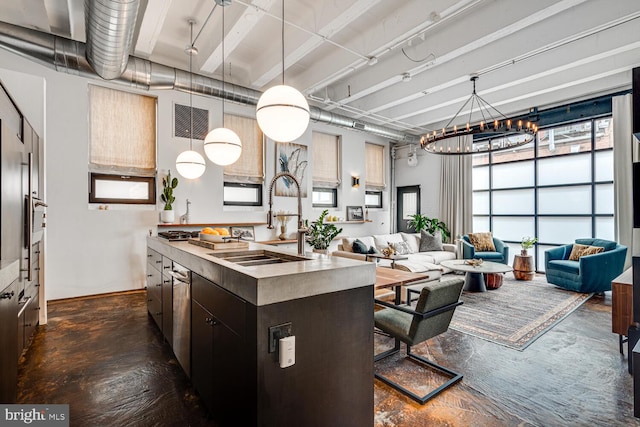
160 210 175 223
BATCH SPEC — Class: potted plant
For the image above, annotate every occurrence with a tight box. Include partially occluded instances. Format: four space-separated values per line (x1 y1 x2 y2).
160 170 178 223
306 210 342 254
407 213 451 242
520 236 537 256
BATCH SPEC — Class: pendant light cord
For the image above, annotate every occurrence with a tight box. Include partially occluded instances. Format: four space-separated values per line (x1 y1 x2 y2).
189 20 194 151
222 6 225 124
281 0 285 85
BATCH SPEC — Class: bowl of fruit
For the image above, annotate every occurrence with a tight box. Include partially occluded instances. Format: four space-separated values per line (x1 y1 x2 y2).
199 227 230 242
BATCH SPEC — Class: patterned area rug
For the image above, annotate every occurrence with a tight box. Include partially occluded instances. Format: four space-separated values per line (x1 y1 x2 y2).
449 273 593 351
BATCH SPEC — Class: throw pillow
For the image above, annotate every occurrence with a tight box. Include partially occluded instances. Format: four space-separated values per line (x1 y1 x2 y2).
468 232 496 252
389 240 412 255
368 246 380 255
419 230 443 252
568 244 604 261
351 239 369 254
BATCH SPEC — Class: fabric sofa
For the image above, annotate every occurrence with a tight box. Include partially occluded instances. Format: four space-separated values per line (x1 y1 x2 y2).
544 238 627 293
331 232 458 281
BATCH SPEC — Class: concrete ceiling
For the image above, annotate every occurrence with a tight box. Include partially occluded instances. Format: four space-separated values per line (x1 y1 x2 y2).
1 0 638 139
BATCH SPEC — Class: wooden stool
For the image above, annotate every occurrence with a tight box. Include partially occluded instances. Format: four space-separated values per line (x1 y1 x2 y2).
513 255 534 281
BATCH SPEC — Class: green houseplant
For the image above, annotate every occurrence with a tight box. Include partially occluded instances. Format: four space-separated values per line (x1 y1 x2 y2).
407 213 451 242
160 170 178 223
520 236 537 256
306 210 342 253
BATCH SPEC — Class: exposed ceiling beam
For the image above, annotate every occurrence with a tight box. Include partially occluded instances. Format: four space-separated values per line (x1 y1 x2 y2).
302 0 482 99
328 0 588 109
134 0 173 58
43 0 71 36
199 0 276 75
367 11 640 121
251 0 381 88
67 0 84 41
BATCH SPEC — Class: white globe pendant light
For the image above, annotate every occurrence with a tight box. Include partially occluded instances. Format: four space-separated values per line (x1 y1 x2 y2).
256 0 310 142
204 127 242 166
204 3 243 166
256 85 309 142
176 150 206 179
176 20 206 179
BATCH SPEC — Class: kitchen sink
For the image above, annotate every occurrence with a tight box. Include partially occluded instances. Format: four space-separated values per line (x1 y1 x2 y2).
209 250 310 267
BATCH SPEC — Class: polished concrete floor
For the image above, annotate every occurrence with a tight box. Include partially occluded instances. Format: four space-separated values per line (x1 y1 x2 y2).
16 288 640 426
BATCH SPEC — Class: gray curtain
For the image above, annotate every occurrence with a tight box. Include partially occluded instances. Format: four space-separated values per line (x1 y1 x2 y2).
439 135 473 244
613 94 638 269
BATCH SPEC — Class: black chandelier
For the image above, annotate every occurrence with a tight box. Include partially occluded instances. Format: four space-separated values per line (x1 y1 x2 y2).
420 74 537 155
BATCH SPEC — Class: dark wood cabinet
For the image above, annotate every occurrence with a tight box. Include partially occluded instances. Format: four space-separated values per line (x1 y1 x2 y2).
0 279 19 403
190 273 249 425
146 248 163 331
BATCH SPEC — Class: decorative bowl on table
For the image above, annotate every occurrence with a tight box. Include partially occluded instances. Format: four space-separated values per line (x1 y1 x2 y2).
464 259 484 267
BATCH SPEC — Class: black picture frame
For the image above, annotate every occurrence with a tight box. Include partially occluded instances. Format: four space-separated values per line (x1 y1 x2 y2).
346 205 364 221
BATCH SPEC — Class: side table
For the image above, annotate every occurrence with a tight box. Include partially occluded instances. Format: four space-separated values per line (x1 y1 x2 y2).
513 254 534 281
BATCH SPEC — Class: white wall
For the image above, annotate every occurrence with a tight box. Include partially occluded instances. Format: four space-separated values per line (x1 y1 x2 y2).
393 144 441 219
0 48 391 301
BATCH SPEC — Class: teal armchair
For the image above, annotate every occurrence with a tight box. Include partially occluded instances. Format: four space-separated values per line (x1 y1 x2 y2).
544 238 627 293
461 235 509 264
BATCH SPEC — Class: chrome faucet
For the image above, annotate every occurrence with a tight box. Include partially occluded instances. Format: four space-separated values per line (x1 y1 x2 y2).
180 199 191 224
267 172 307 256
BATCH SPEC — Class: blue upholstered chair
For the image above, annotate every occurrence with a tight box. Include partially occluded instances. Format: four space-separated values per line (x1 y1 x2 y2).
461 234 509 264
544 238 627 293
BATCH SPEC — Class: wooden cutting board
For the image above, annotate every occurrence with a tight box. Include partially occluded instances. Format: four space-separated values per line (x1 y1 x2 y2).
188 238 250 250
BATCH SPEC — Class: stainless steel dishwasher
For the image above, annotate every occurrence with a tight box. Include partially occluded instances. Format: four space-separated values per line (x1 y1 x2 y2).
169 262 191 377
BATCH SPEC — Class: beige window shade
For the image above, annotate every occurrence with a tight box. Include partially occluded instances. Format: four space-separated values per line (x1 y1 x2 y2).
365 142 385 189
223 114 264 183
312 132 341 188
89 85 156 176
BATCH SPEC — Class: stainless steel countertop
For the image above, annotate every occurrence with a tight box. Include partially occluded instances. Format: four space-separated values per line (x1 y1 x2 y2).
147 237 376 306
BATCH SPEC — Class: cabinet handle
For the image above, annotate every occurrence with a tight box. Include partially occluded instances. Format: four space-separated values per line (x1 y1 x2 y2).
25 323 32 327
147 254 152 258
147 298 152 302
147 274 153 278
205 317 218 326
155 283 162 287
155 260 162 264
35 284 40 288
35 251 40 254
163 265 171 270
164 279 170 284
34 267 40 271
155 312 162 316
0 291 15 300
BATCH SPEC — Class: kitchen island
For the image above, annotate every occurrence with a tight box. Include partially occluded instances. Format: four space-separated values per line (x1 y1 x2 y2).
147 236 376 426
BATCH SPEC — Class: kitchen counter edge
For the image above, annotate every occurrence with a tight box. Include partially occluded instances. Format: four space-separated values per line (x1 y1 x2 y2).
147 236 376 306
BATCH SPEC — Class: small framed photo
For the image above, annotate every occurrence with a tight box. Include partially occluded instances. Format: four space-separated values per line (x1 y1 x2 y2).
230 226 255 241
346 206 364 221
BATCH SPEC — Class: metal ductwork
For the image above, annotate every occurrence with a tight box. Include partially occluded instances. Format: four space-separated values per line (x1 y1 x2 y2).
84 0 140 80
0 21 419 143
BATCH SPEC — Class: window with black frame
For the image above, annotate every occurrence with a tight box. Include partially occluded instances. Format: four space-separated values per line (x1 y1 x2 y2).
88 85 157 205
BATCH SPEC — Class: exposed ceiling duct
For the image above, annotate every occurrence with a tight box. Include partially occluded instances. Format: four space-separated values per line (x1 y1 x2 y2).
0 21 419 143
84 0 140 80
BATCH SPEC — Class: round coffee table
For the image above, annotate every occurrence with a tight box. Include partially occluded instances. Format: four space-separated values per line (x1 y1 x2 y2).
441 259 513 292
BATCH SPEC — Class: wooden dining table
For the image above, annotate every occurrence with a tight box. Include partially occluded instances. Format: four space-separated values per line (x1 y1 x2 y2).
374 267 432 304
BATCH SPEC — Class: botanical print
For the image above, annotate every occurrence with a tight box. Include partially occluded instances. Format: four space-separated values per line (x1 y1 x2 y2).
275 142 308 197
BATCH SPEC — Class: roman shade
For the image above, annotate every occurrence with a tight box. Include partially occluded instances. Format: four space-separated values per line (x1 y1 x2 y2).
89 85 156 176
312 132 341 188
365 142 385 190
223 114 264 183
